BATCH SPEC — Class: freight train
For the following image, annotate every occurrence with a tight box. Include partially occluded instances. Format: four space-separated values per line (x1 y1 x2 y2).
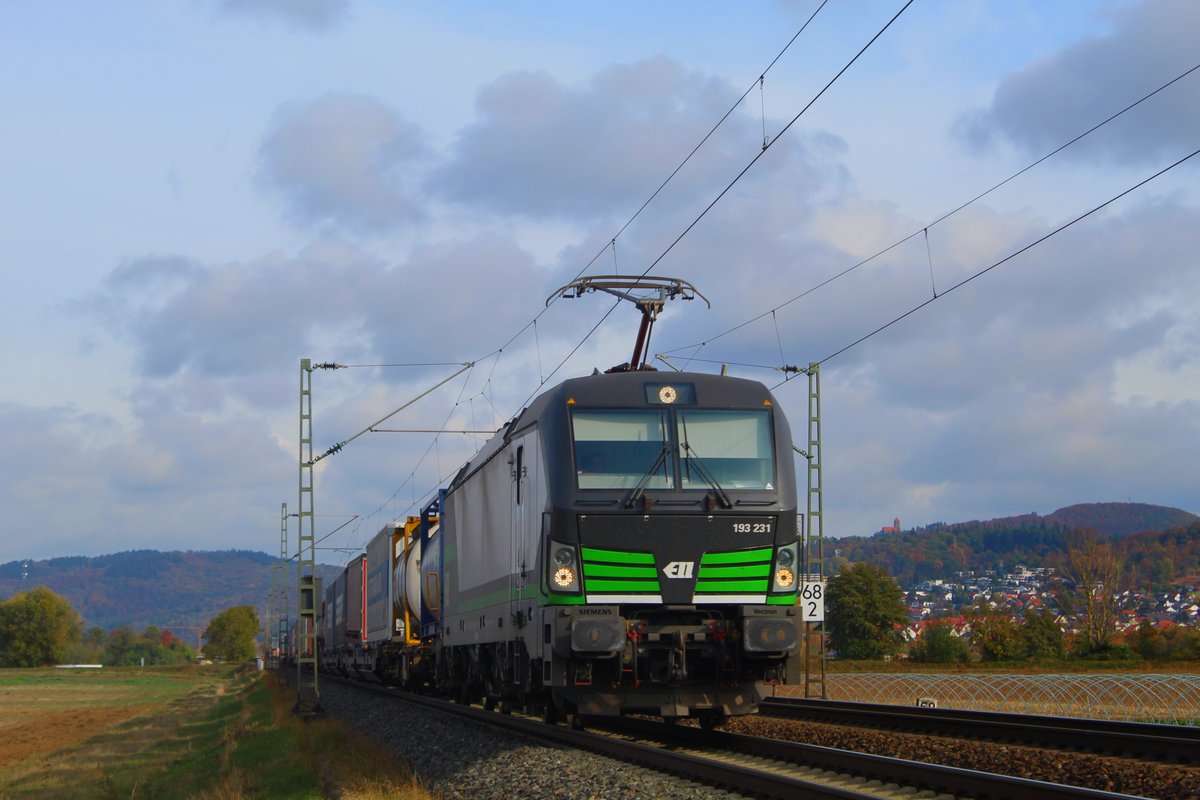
314 368 801 727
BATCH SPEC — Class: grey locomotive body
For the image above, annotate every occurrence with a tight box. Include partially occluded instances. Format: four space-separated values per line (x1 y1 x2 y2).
435 369 800 723
317 369 801 724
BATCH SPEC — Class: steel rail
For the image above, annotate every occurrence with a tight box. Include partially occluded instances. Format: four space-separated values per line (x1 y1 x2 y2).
760 697 1200 764
596 716 1151 800
331 679 881 799
323 676 1149 799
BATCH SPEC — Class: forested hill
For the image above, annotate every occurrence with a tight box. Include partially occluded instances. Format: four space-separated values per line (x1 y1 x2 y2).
0 550 343 633
835 503 1200 587
1043 503 1197 537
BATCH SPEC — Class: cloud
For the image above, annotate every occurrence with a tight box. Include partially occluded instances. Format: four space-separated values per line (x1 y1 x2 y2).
428 57 768 221
217 0 349 31
85 244 373 389
836 199 1199 533
0 400 292 562
641 158 1200 536
955 0 1200 165
257 94 431 233
36 33 1199 564
82 234 556 409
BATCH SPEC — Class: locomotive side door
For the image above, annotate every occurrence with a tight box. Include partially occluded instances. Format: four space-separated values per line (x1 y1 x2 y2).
511 436 527 601
510 431 540 608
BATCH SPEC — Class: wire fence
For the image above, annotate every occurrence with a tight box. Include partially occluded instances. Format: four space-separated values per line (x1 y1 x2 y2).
808 674 1200 724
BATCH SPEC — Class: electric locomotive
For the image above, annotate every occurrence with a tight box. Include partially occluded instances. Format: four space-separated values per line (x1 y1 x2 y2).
428 367 800 725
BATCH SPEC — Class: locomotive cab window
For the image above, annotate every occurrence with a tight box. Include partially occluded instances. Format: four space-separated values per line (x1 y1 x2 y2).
677 409 775 490
572 410 673 490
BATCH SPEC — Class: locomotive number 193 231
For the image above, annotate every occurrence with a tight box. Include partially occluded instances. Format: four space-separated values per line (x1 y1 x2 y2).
732 522 772 533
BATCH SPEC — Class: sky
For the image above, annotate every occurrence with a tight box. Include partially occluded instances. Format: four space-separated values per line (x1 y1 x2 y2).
2 0 1198 564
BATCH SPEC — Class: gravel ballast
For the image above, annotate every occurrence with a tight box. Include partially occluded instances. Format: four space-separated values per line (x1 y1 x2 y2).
727 714 1200 800
319 680 742 799
320 679 1200 799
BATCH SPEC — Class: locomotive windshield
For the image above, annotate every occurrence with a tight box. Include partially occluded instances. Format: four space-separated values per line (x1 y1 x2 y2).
572 410 673 490
677 409 774 490
572 407 775 491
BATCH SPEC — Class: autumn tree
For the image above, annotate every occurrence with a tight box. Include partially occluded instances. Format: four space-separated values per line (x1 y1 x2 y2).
83 626 106 648
1052 529 1124 655
826 562 907 660
1127 620 1168 660
0 587 82 667
203 606 259 662
103 626 138 665
103 625 195 666
909 621 969 663
1163 626 1200 660
968 603 1024 661
1021 609 1066 660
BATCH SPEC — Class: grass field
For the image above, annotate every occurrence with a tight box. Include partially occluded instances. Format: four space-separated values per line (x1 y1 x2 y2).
0 665 231 776
0 666 430 799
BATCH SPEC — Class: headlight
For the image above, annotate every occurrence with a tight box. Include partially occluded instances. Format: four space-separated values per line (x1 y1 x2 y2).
548 540 581 592
553 566 577 588
773 543 799 592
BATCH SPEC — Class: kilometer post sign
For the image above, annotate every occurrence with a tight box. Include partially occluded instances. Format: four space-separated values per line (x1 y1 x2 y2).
799 575 825 622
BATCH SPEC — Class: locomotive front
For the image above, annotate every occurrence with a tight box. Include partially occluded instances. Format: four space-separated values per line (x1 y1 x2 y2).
538 370 800 723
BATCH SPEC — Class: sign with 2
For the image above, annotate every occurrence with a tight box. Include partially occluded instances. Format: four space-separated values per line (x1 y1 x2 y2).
799 577 825 621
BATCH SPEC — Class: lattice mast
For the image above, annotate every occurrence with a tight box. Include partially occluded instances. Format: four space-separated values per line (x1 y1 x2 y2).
804 363 826 698
296 359 320 714
266 527 278 670
277 502 288 669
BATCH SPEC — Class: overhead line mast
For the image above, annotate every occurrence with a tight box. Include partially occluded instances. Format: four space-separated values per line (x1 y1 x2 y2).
277 502 288 669
293 358 477 715
296 359 321 715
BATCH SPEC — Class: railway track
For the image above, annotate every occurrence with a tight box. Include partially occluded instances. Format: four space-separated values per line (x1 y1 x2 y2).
324 676 1152 799
590 716 1155 800
760 697 1200 764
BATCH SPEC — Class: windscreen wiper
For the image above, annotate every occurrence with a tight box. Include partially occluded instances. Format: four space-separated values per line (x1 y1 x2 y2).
624 443 671 509
680 418 733 509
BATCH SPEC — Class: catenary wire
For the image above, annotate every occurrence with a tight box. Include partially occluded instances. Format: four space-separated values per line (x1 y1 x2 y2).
311 1 904 536
664 60 1200 358
633 0 914 282
476 1 832 366
504 0 907 412
775 147 1200 384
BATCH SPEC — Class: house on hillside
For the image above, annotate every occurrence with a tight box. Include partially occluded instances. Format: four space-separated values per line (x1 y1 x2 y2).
902 616 971 642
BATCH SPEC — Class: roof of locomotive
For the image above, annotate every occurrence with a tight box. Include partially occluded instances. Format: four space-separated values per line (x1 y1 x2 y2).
446 369 782 493
520 369 778 418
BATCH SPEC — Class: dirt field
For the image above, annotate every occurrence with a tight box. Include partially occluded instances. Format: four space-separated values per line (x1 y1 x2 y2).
0 666 231 771
0 706 154 767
